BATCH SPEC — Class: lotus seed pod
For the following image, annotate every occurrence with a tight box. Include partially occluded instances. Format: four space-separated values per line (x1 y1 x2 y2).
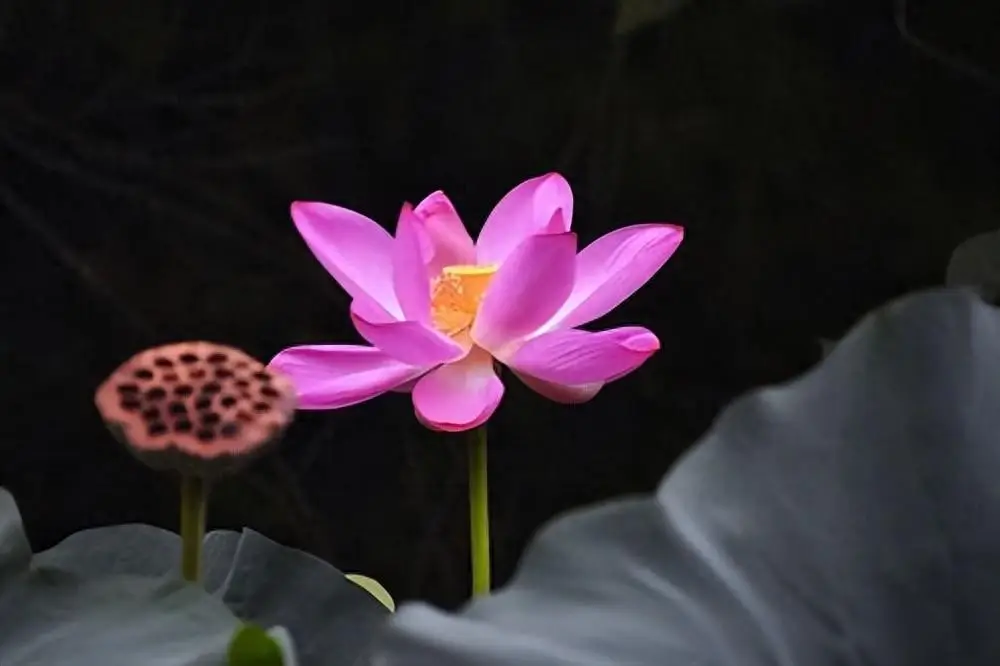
94 341 297 477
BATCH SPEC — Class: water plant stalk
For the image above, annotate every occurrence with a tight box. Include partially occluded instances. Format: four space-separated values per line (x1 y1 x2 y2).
179 474 208 583
468 424 491 596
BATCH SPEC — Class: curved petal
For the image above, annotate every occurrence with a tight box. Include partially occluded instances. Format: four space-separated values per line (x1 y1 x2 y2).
350 301 466 367
513 370 603 404
393 203 432 323
471 233 577 356
511 326 659 385
412 348 504 432
476 173 574 265
414 191 476 275
268 345 425 409
547 224 684 331
290 201 402 318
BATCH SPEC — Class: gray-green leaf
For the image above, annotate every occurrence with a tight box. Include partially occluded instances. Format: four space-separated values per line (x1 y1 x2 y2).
33 525 390 664
366 288 1000 665
2 500 389 666
0 490 238 666
946 228 1000 301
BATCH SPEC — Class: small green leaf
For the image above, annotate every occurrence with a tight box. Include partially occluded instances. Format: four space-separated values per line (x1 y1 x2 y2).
346 573 396 612
227 623 284 666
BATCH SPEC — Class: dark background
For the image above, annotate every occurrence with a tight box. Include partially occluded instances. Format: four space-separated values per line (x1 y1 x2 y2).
1 0 997 608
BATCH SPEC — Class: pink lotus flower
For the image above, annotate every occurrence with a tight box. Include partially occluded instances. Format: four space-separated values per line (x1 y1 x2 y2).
269 173 683 432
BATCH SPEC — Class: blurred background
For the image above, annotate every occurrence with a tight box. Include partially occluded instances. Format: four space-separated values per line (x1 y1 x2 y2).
1 0 997 608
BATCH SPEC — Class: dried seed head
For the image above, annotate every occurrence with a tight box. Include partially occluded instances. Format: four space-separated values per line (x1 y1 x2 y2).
95 341 297 477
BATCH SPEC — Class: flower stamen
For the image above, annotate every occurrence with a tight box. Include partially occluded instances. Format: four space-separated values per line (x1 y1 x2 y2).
430 264 498 340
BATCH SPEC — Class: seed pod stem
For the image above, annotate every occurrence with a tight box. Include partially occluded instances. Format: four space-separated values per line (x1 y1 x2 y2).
94 341 298 588
179 474 209 583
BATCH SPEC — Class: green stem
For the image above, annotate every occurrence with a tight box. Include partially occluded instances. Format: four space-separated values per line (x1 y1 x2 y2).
468 424 491 596
179 474 208 583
